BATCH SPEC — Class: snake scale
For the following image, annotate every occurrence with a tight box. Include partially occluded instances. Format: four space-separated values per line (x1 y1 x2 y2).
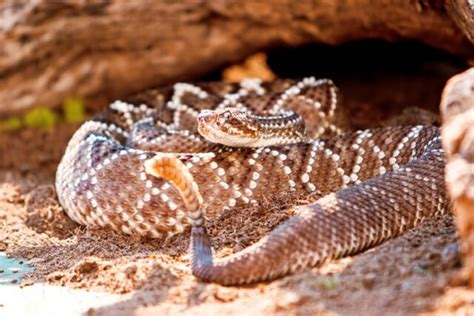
56 78 450 285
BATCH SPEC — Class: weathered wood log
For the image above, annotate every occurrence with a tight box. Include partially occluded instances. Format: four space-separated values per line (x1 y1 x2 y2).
441 67 474 286
446 0 474 43
0 0 473 115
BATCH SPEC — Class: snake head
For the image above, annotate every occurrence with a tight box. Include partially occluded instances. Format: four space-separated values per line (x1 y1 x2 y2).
197 108 259 147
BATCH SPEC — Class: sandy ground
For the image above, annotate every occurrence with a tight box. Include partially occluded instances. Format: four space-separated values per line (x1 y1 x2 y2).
0 111 473 316
1 47 474 315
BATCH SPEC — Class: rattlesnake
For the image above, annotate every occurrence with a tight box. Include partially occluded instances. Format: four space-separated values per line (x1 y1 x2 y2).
55 77 450 285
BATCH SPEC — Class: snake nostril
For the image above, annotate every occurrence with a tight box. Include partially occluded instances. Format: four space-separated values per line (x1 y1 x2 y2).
198 112 216 125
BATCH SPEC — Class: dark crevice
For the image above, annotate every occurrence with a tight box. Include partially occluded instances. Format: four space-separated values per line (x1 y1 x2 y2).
265 40 467 79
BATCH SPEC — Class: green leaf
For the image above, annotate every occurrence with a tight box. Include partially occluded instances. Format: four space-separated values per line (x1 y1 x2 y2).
23 107 58 128
321 277 339 289
0 117 22 131
63 97 85 123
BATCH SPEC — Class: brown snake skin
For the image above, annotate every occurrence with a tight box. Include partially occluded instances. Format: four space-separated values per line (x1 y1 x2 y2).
55 78 450 285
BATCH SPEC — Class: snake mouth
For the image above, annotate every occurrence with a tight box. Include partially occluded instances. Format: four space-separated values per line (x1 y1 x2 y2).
197 110 217 125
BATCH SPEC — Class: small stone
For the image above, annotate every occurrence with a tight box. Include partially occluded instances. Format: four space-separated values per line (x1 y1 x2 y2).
20 280 34 288
0 241 7 251
274 292 306 310
214 288 237 302
75 259 99 274
47 272 65 282
361 274 377 289
124 265 137 278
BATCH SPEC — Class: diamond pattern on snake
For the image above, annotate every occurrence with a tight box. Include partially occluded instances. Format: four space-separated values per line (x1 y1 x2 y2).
55 77 450 285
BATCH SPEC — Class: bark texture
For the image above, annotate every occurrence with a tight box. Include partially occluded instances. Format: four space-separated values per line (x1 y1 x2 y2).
446 0 474 43
441 67 474 287
0 0 473 114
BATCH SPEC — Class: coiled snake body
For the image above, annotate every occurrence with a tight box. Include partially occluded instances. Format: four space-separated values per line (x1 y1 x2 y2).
56 78 450 285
